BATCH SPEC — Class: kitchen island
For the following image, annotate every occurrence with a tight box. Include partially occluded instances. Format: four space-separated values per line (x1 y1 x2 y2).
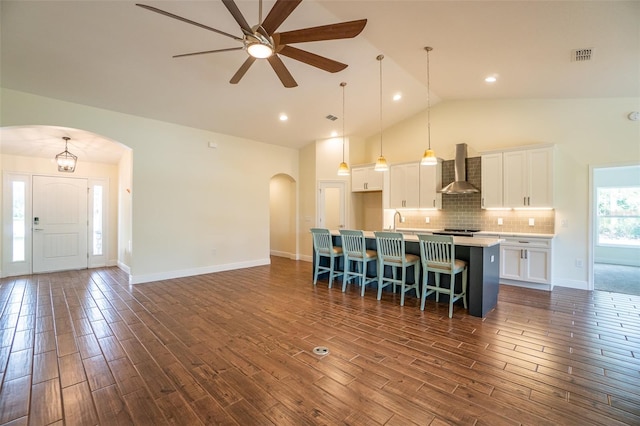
317 231 503 318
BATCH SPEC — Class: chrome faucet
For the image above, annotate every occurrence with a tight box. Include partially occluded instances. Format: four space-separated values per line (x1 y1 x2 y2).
393 210 404 232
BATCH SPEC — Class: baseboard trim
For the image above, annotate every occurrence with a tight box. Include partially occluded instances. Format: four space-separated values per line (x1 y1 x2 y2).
129 258 271 285
117 261 131 275
299 254 313 263
552 278 589 291
270 250 298 260
500 279 551 291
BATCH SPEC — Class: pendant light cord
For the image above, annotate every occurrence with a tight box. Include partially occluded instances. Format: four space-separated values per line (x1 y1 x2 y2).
341 82 346 162
377 54 384 156
426 46 432 151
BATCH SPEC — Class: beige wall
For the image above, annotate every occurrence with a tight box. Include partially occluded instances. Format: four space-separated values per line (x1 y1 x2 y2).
269 174 296 259
356 97 640 289
298 143 316 261
1 88 299 283
118 149 133 270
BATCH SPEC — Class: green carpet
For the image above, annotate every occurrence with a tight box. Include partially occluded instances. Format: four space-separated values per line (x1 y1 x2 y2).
594 263 640 296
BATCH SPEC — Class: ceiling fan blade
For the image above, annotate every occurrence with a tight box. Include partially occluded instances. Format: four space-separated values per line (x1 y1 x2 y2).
276 19 367 44
278 45 347 73
136 4 241 41
230 57 256 84
173 47 244 58
261 0 302 35
267 55 298 88
221 0 252 35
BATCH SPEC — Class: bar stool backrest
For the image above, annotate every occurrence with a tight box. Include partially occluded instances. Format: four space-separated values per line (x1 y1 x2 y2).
340 229 367 258
418 234 456 272
374 231 405 264
311 228 334 254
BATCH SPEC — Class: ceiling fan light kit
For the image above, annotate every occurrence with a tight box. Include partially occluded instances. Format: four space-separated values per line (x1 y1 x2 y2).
246 39 273 59
137 0 367 88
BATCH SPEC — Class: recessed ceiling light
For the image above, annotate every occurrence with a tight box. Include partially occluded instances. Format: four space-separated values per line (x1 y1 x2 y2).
279 113 288 121
330 131 338 137
484 76 497 83
393 93 402 101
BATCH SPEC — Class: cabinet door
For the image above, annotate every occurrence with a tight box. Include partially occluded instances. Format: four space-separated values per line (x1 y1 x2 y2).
419 161 442 209
503 151 528 207
390 163 420 208
524 248 551 284
500 246 524 280
528 148 553 207
351 167 367 192
481 153 503 208
365 167 384 191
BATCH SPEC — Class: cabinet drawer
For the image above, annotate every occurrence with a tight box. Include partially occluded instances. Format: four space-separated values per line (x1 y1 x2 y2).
501 237 551 248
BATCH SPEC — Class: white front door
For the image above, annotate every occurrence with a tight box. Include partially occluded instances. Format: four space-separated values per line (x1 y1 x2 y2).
32 176 88 273
318 181 346 230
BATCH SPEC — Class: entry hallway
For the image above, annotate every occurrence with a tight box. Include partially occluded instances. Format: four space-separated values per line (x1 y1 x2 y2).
1 257 639 425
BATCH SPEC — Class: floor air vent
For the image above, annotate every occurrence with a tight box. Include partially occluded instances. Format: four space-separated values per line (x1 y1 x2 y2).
572 48 593 62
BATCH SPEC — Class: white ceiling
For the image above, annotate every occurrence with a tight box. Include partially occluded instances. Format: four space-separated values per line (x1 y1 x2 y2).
1 1 639 164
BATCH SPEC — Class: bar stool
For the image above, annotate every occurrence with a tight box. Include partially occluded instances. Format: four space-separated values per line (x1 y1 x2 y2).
310 228 343 288
339 229 378 296
374 231 420 306
417 234 468 318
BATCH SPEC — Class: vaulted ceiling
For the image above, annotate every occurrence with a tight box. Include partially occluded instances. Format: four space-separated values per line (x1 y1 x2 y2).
1 1 638 162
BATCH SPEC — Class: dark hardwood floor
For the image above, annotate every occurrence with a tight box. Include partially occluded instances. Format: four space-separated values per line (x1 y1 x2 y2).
1 256 639 425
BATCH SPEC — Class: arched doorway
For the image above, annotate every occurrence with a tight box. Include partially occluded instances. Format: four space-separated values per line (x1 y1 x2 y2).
269 174 297 259
0 125 132 276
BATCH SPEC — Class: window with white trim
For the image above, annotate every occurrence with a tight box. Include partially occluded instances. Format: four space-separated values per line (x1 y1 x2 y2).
597 186 640 247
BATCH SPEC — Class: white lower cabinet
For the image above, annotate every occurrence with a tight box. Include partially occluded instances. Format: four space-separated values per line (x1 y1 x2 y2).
500 236 552 287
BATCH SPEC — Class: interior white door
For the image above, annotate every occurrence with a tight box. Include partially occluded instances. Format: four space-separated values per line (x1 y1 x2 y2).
33 176 88 273
318 181 346 230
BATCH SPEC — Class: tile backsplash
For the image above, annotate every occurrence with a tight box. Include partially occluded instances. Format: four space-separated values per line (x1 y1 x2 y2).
399 157 555 234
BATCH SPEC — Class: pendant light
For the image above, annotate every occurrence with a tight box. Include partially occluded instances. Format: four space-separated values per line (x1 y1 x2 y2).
421 46 437 166
56 136 77 173
337 82 350 176
374 54 389 172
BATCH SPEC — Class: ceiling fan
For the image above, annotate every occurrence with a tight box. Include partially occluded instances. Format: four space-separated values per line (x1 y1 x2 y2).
136 0 367 88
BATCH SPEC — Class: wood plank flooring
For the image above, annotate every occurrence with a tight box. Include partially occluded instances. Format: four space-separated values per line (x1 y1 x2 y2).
1 256 639 425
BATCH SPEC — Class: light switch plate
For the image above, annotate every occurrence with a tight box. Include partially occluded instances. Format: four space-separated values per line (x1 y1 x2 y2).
529 218 535 226
497 218 503 225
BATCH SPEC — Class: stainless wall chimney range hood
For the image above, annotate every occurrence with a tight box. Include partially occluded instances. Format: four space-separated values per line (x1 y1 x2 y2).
438 143 480 194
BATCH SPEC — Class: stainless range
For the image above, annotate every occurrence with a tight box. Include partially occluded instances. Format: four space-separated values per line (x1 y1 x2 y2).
432 229 480 237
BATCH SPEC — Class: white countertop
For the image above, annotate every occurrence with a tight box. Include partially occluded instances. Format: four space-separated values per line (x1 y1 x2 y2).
394 228 555 239
331 230 504 248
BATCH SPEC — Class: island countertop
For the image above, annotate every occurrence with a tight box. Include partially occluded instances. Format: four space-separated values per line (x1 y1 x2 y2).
330 230 504 248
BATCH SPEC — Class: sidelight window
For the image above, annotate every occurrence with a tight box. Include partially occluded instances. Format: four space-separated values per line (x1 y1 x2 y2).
12 181 26 262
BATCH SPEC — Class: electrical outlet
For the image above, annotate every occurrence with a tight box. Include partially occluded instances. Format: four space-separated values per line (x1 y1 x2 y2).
529 218 535 226
575 258 583 268
561 219 569 228
425 217 430 224
400 217 406 223
212 248 217 256
497 218 503 225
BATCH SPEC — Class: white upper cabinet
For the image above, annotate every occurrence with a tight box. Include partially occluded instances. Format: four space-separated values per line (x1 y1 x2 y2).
480 153 503 209
503 147 554 207
419 160 442 209
351 165 383 192
481 145 554 209
389 163 420 208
